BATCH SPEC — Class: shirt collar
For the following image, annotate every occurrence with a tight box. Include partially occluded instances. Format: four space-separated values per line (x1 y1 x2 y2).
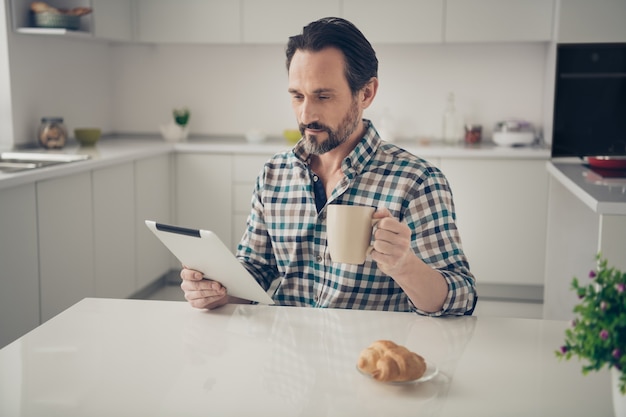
292 119 381 175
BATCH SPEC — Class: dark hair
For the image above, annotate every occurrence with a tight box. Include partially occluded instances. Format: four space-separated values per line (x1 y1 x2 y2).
285 17 378 95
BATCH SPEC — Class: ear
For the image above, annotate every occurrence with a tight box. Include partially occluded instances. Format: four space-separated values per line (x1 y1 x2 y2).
360 77 379 110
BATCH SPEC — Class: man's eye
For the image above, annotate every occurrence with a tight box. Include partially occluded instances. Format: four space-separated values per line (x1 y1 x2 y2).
319 96 330 100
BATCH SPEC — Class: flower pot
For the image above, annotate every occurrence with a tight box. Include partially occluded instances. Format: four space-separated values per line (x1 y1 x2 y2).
613 368 625 417
160 122 189 142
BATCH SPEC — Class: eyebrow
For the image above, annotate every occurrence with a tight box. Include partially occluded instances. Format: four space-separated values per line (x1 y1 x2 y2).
288 88 336 95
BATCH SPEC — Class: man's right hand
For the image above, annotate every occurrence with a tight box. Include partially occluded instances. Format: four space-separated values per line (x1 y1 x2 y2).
180 267 229 310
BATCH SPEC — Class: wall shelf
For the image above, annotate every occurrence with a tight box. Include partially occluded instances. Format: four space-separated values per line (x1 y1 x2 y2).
16 27 92 37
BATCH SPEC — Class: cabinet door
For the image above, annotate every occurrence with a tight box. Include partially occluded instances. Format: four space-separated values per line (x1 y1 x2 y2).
175 153 233 249
343 0 443 43
135 0 240 43
241 0 340 44
92 163 135 299
92 0 133 41
438 158 548 286
446 0 554 42
135 154 172 289
37 172 94 322
232 154 271 252
0 184 40 348
558 0 626 43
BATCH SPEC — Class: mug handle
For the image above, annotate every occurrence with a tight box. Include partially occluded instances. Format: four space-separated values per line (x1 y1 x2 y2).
365 218 380 256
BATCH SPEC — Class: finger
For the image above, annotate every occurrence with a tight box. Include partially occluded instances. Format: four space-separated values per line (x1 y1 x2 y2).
180 267 204 281
188 293 228 310
181 279 225 295
373 207 391 219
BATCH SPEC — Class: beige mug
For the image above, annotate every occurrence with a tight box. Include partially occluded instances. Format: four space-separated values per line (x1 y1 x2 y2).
326 205 378 265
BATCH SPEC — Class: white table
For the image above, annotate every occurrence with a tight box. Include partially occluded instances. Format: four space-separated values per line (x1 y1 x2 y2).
0 298 613 417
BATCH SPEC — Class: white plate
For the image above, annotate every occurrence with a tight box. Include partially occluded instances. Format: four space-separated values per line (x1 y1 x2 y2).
357 360 439 385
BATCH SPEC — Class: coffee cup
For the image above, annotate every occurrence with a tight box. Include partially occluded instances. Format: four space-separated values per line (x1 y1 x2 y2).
326 205 378 265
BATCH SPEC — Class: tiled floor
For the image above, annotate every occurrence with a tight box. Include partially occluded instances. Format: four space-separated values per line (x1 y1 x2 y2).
145 283 544 319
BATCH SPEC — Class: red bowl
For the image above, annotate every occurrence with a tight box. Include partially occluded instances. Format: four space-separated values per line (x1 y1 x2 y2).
586 156 626 170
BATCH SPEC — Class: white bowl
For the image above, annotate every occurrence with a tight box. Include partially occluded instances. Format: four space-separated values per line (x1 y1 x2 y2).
245 130 267 143
492 131 535 147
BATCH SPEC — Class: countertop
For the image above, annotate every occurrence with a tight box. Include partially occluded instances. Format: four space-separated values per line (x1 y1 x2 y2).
0 298 612 417
547 160 626 215
0 135 550 191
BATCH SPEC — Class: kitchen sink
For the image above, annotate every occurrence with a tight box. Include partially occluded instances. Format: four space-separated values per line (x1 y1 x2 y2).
0 151 91 173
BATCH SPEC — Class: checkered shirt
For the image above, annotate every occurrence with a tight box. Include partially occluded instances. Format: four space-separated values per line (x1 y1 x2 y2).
236 120 477 316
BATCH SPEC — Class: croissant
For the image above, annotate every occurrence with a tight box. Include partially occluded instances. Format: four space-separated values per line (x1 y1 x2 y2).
357 340 426 382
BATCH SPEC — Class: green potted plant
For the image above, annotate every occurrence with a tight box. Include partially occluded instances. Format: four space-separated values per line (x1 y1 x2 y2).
556 255 625 412
160 107 190 142
173 107 190 128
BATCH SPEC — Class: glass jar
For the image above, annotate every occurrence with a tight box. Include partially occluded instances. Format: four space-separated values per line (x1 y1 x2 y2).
38 117 67 149
464 124 482 145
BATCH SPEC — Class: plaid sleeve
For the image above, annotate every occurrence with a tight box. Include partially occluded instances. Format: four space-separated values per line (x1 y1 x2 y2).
404 166 477 316
236 166 280 291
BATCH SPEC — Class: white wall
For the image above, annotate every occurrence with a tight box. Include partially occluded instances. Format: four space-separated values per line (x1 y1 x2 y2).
110 42 548 141
7 34 113 147
5 34 549 147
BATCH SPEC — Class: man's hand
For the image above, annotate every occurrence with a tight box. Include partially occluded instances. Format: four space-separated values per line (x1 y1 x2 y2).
369 207 448 313
180 267 229 310
370 207 413 277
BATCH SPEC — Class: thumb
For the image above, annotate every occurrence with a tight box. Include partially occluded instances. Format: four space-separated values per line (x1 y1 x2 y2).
373 207 391 219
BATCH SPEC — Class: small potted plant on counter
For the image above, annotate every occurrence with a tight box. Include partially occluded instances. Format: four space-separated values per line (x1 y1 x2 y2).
556 255 625 415
160 107 190 142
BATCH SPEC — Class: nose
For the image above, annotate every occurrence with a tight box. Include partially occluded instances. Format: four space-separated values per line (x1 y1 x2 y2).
298 97 319 126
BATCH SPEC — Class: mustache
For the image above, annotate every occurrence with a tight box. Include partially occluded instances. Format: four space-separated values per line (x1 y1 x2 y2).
299 122 330 134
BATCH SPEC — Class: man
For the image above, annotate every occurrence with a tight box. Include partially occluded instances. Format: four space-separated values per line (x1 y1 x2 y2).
181 17 477 316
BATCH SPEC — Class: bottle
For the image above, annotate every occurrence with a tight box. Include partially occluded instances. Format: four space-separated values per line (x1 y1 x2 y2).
378 107 396 140
442 93 459 144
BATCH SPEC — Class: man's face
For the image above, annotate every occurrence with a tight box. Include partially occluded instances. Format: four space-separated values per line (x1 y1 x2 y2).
288 47 362 155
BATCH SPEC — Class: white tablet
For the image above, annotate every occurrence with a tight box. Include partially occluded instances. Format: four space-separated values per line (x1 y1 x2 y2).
145 220 275 305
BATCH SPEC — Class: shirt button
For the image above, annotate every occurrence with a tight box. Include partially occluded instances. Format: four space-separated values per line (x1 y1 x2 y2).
316 255 323 263
313 175 319 182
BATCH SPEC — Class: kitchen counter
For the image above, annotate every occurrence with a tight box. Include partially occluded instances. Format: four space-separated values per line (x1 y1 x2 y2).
0 135 549 190
544 160 626 320
0 298 613 417
547 160 626 215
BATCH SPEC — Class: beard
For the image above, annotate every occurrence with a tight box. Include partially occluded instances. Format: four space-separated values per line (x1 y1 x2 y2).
299 99 361 155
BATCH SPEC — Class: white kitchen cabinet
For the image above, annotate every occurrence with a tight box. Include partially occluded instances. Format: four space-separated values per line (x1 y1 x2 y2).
0 184 40 348
92 0 133 41
135 0 240 44
241 0 340 44
445 0 554 42
37 171 94 322
343 0 444 43
557 0 626 43
92 162 135 299
231 154 273 252
438 158 549 287
543 163 626 320
175 153 233 249
134 154 172 289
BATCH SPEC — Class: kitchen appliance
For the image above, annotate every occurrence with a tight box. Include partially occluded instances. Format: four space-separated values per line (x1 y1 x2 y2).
551 43 626 159
492 120 535 146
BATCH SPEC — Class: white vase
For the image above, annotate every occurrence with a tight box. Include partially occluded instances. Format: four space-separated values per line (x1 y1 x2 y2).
613 368 626 417
160 122 189 142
